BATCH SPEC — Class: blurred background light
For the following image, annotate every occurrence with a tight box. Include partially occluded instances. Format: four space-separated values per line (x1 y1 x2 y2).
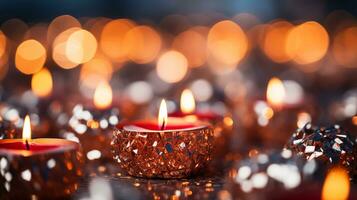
207 20 248 74
123 25 162 64
65 29 97 64
156 50 188 83
262 21 293 63
100 19 136 63
172 27 207 68
15 39 46 74
286 21 329 64
31 68 53 98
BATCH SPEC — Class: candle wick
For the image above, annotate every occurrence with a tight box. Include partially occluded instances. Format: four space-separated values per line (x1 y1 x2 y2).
160 119 166 131
25 139 30 150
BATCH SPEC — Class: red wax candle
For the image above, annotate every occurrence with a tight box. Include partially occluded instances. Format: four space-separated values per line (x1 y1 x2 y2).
118 118 208 132
0 138 79 157
0 115 83 198
111 99 214 178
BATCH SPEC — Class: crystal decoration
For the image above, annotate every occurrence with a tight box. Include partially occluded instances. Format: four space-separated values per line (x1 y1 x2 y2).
286 123 357 179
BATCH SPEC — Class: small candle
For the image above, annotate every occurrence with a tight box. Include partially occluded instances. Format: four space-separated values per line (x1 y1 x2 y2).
111 99 214 178
0 115 83 199
60 81 120 163
169 89 233 162
169 89 222 122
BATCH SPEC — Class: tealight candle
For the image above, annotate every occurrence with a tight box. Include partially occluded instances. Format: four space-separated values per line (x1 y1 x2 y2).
0 115 83 199
244 77 316 147
60 81 120 164
169 89 233 162
111 99 214 178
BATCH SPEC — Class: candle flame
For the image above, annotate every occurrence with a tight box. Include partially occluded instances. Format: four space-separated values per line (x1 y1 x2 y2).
180 89 196 114
22 115 31 141
322 167 350 200
158 99 168 130
93 81 113 109
266 77 285 107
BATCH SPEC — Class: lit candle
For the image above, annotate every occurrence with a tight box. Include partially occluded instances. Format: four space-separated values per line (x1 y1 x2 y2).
61 81 119 162
246 77 316 147
168 89 233 162
0 115 83 199
112 99 214 178
169 89 223 122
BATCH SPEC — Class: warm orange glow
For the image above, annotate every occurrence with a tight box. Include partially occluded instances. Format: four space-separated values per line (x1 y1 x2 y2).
172 28 207 68
80 55 113 89
52 27 81 69
93 81 113 110
352 116 357 126
262 21 293 63
47 15 81 44
207 20 248 72
333 27 357 68
100 19 136 62
322 167 350 200
123 26 162 64
0 31 6 59
31 68 53 98
0 53 9 81
22 115 31 141
286 21 329 64
65 29 97 64
266 77 285 107
15 39 46 74
24 24 48 48
158 99 168 130
156 50 188 83
180 89 196 114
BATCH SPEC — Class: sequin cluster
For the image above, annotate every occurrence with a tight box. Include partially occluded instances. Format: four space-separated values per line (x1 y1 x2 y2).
111 127 214 178
286 123 357 178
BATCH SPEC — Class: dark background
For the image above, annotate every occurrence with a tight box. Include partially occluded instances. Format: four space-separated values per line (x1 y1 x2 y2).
0 0 356 23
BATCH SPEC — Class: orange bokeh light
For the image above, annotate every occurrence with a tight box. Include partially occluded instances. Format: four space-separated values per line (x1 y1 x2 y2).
172 28 207 68
262 21 294 63
207 20 248 73
333 26 357 68
93 81 113 110
286 21 329 64
52 27 81 69
156 50 188 83
65 29 97 64
15 39 46 74
100 19 136 62
31 68 53 98
47 15 81 44
80 55 113 89
123 25 162 64
266 77 285 107
0 31 6 59
24 24 48 47
322 167 350 200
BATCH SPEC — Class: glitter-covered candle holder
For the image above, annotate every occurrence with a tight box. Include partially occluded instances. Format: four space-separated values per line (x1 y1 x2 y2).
286 123 357 180
0 139 84 199
111 120 214 178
